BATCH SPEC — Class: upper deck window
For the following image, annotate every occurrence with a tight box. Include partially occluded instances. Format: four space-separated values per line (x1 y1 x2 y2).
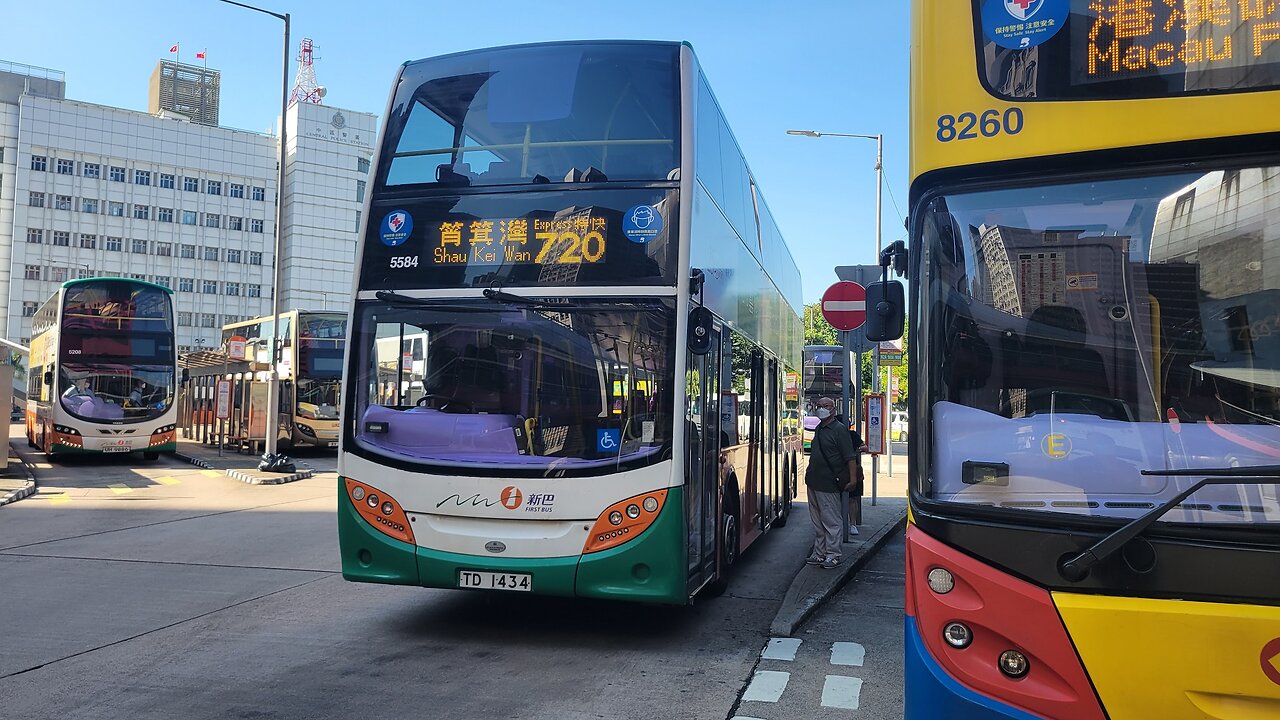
975 0 1280 100
381 43 680 188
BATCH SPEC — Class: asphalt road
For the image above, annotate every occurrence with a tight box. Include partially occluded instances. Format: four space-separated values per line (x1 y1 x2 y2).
0 443 909 720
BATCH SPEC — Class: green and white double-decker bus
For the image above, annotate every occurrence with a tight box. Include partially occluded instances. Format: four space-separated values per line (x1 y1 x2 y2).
338 41 804 602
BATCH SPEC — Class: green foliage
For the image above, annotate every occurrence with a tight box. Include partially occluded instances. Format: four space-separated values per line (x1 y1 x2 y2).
803 303 838 346
0 350 26 380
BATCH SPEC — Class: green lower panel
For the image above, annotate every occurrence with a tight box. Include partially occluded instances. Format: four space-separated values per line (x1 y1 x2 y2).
149 441 177 453
575 486 688 604
337 481 421 585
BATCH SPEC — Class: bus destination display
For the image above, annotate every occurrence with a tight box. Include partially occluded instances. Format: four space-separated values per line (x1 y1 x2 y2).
424 214 609 267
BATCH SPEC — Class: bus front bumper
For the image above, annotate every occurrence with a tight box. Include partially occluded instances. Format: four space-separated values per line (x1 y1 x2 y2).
338 481 687 603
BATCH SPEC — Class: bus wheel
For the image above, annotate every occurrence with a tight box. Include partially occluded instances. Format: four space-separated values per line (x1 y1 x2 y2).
774 462 791 528
142 451 159 461
701 506 739 598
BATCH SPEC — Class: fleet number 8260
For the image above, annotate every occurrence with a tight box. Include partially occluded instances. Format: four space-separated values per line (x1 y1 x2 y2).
937 108 1024 143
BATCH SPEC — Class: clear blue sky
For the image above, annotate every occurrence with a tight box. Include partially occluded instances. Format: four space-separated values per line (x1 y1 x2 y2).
8 0 909 303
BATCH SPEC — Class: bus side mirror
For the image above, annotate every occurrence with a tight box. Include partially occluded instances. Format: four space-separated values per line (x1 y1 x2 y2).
181 369 190 384
688 306 713 355
43 370 53 386
864 281 905 342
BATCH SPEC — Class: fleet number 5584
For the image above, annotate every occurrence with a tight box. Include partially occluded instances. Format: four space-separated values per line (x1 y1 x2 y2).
389 255 419 268
937 108 1024 143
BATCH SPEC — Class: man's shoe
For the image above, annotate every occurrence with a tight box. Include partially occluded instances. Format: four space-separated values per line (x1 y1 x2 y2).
848 525 860 536
820 558 840 569
805 556 822 566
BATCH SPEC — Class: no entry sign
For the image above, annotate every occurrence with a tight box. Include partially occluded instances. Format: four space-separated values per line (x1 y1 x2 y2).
821 281 867 331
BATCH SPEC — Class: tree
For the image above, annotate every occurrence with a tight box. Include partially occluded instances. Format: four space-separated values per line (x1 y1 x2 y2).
803 303 838 346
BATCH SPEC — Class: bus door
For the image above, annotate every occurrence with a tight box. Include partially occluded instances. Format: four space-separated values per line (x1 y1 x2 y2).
746 350 764 532
686 327 722 587
765 358 779 524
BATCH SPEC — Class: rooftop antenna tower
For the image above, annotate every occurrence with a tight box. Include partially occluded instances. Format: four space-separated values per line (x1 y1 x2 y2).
289 38 327 105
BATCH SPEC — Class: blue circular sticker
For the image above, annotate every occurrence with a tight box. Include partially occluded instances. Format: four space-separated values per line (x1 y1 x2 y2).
981 0 1069 50
380 209 413 247
622 205 663 244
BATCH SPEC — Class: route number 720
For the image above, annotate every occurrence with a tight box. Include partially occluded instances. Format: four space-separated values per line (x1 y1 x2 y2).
937 108 1024 143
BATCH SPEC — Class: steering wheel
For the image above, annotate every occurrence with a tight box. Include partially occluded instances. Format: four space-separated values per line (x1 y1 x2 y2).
415 394 474 413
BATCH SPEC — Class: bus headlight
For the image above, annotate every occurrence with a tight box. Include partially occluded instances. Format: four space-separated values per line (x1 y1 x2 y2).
344 478 414 544
584 490 668 554
998 650 1030 678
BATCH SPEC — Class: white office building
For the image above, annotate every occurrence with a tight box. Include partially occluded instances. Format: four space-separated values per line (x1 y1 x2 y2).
0 59 375 352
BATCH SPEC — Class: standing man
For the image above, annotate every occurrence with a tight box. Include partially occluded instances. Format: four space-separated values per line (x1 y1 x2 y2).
805 396 859 569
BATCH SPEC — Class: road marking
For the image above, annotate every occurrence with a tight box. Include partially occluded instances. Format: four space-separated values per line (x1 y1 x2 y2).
108 483 134 495
46 493 72 505
831 641 866 667
741 670 790 703
154 476 182 486
762 637 802 661
198 470 222 478
731 717 768 720
821 675 863 710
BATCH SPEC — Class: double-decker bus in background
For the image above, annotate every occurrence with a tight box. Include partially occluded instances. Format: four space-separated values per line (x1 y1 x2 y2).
219 310 346 450
338 41 804 602
26 278 177 460
900 3 1280 718
801 344 846 450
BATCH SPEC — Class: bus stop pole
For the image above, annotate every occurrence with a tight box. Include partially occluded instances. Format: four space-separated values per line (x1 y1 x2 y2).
841 330 853 544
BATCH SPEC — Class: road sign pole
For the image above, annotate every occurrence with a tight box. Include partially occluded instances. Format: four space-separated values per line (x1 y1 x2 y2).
840 330 851 424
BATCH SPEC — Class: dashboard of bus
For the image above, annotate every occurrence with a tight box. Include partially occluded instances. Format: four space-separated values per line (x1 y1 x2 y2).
346 298 675 476
917 163 1280 530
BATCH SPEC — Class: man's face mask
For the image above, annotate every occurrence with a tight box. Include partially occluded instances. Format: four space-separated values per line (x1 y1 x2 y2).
815 407 832 420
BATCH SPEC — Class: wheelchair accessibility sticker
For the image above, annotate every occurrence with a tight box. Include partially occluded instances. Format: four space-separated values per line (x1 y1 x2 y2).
597 429 621 453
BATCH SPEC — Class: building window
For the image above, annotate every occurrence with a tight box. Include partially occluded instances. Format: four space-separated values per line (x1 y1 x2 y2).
355 210 362 232
77 268 94 279
226 249 242 264
356 180 366 202
50 267 68 282
207 180 222 196
26 229 43 244
81 198 99 214
250 219 264 233
79 234 97 249
109 201 125 217
52 231 70 246
251 186 265 201
227 216 243 231
202 280 218 294
109 166 126 182
203 246 220 261
182 210 197 225
200 313 218 328
247 283 262 298
183 176 199 192
181 244 197 259
22 301 38 317
133 204 150 220
204 213 220 228
179 277 194 292
160 173 175 189
129 273 146 281
28 191 45 208
131 239 147 254
134 170 152 186
24 265 41 280
230 183 245 199
54 194 72 210
178 311 192 326
226 282 241 297
248 251 263 265
155 242 172 257
83 162 100 179
357 157 370 173
31 155 47 172
154 276 172 289
56 158 75 175
105 237 123 252
157 207 174 223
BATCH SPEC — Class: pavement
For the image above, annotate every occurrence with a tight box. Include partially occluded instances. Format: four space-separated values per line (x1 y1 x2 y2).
0 446 37 507
770 451 910 637
172 434 315 485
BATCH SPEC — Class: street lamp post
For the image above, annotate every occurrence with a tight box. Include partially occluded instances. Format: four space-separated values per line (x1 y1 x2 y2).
786 129 885 501
218 0 291 470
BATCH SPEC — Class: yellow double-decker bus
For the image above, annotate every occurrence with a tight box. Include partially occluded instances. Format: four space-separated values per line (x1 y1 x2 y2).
900 3 1280 718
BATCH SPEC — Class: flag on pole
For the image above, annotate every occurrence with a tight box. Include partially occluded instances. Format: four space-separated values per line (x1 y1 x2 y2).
196 50 206 60
169 44 179 53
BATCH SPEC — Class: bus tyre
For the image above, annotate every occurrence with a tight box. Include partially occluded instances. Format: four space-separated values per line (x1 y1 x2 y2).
702 505 739 598
774 461 790 528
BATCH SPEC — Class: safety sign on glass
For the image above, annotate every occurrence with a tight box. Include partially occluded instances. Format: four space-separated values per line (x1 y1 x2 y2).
622 205 663 244
981 0 1068 49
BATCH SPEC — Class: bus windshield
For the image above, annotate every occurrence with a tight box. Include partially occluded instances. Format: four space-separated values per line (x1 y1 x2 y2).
349 299 674 474
380 42 680 189
58 280 175 423
921 164 1280 527
297 314 346 421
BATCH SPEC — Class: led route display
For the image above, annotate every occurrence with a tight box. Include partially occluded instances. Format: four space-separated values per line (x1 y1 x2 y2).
425 214 609 266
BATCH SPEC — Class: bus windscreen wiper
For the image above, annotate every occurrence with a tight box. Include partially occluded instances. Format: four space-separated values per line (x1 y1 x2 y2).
375 290 502 312
1058 466 1280 582
482 288 546 306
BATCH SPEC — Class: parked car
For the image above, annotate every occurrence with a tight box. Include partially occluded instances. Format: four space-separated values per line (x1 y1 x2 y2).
891 411 908 442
